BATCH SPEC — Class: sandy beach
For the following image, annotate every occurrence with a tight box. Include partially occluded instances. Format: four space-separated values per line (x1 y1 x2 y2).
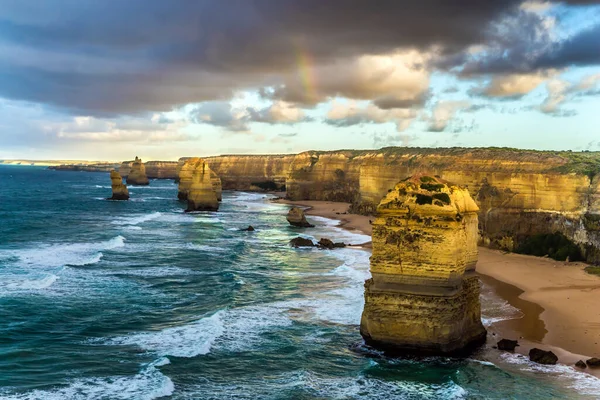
277 198 600 375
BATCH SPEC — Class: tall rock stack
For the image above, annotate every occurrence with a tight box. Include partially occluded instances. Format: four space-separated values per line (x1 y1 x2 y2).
178 157 223 202
186 159 220 212
126 157 149 185
108 170 129 200
360 175 486 356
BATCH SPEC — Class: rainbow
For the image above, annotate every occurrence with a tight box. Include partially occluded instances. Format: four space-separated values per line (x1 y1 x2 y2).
295 47 318 102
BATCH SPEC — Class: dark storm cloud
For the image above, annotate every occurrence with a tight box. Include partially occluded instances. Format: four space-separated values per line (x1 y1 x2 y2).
0 0 523 114
1 0 599 115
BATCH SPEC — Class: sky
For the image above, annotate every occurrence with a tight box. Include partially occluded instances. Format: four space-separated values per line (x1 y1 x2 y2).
1 0 600 161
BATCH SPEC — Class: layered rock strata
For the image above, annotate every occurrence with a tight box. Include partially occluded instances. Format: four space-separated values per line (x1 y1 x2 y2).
108 170 129 200
185 159 219 212
144 161 178 179
178 158 222 201
125 157 149 185
360 176 486 355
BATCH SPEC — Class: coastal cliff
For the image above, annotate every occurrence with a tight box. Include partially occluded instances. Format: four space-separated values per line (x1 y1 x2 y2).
202 155 293 191
360 176 486 355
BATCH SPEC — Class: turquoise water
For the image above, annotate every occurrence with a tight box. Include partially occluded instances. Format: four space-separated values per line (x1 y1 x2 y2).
0 165 599 399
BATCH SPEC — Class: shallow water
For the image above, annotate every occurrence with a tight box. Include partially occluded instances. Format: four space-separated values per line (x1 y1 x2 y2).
0 165 599 399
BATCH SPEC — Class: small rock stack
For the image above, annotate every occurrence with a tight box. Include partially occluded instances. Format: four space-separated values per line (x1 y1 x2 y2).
286 207 314 227
108 170 129 200
178 157 222 202
126 156 149 185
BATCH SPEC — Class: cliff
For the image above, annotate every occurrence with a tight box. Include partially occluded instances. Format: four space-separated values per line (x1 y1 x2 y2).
108 170 129 200
360 175 486 355
202 155 293 191
185 159 219 212
144 161 178 179
48 162 120 172
126 157 149 186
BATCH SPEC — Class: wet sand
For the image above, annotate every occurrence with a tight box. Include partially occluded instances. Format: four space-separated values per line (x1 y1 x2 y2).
276 197 600 375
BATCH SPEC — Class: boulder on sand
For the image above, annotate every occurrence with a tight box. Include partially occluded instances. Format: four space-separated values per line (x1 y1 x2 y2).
286 207 314 228
108 170 129 200
586 357 600 368
529 348 558 365
497 339 519 352
575 360 587 369
317 238 347 249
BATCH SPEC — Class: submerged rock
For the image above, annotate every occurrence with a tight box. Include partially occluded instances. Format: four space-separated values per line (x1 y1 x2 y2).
126 156 149 185
586 357 600 368
242 226 255 232
286 207 315 228
185 159 219 212
289 237 315 247
576 360 587 369
497 339 519 352
360 175 486 356
108 170 129 200
529 348 558 365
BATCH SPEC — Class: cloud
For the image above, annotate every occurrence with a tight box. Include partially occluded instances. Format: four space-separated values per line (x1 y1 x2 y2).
325 102 416 131
426 101 470 132
472 71 556 98
188 102 250 132
538 72 600 115
0 1 526 114
372 132 414 147
247 101 309 123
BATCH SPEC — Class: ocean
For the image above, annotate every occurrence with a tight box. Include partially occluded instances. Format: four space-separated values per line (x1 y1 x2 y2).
0 165 599 399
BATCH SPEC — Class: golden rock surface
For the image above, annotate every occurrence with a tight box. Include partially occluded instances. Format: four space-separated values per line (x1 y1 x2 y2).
125 157 149 186
360 175 486 355
183 159 219 212
108 170 129 200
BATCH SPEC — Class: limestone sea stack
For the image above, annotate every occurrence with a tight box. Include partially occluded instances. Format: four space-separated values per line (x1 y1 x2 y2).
126 157 149 185
178 158 223 202
108 170 129 200
186 159 219 212
360 175 486 356
286 207 315 227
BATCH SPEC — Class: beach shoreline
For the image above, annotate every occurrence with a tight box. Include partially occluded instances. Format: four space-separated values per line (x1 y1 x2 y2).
274 197 600 377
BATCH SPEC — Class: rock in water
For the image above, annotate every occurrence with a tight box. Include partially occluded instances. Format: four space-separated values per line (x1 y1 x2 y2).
360 175 486 356
497 339 519 352
108 170 129 200
576 360 587 369
529 348 558 365
126 156 149 185
242 226 255 232
586 357 600 368
289 237 315 247
178 157 223 202
286 207 315 227
185 159 220 212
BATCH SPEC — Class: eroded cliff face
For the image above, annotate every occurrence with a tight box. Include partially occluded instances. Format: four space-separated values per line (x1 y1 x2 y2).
285 151 362 202
144 161 178 179
360 176 486 355
202 155 293 191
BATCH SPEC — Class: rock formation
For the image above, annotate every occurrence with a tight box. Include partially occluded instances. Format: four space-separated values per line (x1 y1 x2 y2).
185 159 219 212
126 157 149 185
144 161 178 179
529 348 558 365
576 360 587 369
587 357 600 367
286 207 315 228
289 237 315 247
178 158 222 201
497 339 519 352
108 170 129 200
360 175 486 356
